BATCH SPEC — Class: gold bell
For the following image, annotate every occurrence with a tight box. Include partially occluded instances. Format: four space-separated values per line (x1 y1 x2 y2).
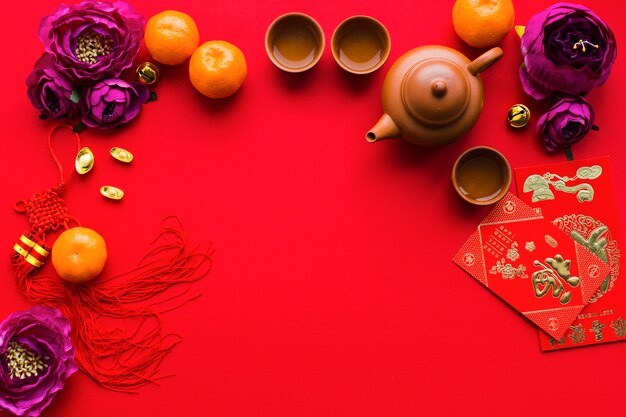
136 62 160 86
507 104 531 128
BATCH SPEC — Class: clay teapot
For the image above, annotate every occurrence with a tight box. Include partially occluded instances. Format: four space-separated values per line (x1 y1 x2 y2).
366 46 503 147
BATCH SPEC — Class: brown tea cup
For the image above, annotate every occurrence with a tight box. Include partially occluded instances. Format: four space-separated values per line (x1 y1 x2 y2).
452 146 511 206
265 13 325 73
331 16 390 74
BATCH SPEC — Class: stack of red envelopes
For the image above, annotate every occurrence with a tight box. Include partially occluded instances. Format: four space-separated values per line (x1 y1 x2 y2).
454 157 624 350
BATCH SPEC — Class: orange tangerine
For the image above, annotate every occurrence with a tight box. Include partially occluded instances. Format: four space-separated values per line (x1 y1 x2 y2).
452 0 515 48
51 227 107 283
145 10 200 65
189 40 247 99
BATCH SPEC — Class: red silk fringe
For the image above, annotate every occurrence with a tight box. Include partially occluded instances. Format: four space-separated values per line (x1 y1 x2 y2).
15 217 213 392
12 126 212 392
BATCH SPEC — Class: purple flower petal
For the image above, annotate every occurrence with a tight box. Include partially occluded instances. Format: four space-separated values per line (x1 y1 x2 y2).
518 2 616 98
0 306 77 417
26 53 80 120
81 78 149 128
536 96 594 152
519 64 551 100
38 0 144 84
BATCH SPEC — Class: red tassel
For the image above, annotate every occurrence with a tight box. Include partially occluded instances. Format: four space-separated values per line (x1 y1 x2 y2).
16 217 213 392
13 126 213 392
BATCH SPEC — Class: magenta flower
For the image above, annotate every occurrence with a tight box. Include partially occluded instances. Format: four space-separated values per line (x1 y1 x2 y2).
81 78 150 128
536 96 595 152
519 3 617 99
39 0 144 84
26 53 80 120
0 306 77 417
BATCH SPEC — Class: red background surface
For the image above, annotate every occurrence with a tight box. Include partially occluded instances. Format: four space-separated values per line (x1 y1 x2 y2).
1 0 625 416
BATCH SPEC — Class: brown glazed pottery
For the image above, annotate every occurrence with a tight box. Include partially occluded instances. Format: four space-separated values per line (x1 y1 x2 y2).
331 16 390 74
366 46 503 147
452 146 511 205
265 13 325 73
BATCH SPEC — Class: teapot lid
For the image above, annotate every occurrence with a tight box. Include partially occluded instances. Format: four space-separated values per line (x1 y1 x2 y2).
401 58 470 126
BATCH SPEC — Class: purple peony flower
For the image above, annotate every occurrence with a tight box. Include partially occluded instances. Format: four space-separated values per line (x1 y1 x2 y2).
536 96 595 151
39 0 144 84
81 78 150 128
520 3 617 100
26 53 80 120
0 306 77 417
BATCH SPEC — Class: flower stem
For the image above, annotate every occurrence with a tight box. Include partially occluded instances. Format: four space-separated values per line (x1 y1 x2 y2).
73 122 87 133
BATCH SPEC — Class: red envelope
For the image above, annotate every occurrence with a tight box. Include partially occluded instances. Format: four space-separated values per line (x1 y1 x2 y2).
516 157 624 350
453 193 610 340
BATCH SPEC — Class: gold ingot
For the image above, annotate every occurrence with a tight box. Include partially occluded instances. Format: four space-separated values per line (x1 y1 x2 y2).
136 62 160 85
75 147 95 175
100 186 124 200
110 147 134 163
507 104 531 128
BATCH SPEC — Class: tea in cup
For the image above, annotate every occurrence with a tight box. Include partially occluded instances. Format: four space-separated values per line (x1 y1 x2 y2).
452 146 511 205
265 13 325 73
331 16 390 74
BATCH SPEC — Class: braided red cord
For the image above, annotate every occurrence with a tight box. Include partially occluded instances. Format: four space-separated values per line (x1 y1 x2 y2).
12 126 213 392
14 125 81 241
48 124 81 185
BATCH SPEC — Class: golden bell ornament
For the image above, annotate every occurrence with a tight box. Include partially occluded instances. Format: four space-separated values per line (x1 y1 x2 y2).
136 62 160 86
507 104 531 128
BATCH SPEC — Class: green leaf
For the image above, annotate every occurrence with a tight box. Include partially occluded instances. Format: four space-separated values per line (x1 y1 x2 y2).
515 25 525 38
73 121 87 133
70 89 81 104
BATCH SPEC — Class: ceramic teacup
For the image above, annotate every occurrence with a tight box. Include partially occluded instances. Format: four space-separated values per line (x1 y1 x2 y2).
331 16 390 74
265 13 325 73
452 146 511 206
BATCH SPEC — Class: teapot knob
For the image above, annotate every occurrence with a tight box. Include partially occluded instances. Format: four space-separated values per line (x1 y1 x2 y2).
431 79 447 97
401 60 470 126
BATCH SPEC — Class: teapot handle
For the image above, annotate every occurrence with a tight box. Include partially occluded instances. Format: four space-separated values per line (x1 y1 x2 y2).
467 47 504 76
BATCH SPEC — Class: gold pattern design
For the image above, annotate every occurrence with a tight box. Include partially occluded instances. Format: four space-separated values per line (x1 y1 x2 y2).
532 255 579 305
545 235 558 248
548 336 566 346
489 258 527 279
571 225 608 263
502 200 516 214
569 324 586 344
506 242 520 261
552 215 620 302
589 320 605 341
525 241 536 252
523 166 602 203
610 318 626 337
463 253 475 266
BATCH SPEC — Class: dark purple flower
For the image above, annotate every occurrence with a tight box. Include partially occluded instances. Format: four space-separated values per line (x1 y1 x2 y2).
39 0 144 84
520 3 617 99
26 53 80 120
536 96 595 151
81 78 150 128
0 306 77 417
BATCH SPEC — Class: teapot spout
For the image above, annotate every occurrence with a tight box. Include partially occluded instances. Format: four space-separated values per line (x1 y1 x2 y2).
366 113 400 142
